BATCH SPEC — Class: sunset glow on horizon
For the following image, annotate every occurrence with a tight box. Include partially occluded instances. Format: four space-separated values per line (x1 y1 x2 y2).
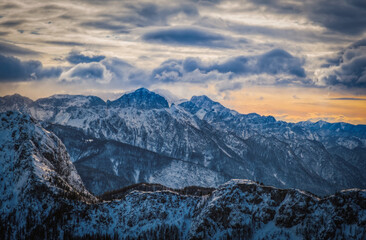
0 0 365 124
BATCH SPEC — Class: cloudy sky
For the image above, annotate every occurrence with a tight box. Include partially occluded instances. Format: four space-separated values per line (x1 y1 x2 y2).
1 0 366 123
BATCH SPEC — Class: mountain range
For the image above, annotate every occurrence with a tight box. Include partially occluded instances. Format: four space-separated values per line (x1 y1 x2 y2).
0 111 365 239
0 88 365 196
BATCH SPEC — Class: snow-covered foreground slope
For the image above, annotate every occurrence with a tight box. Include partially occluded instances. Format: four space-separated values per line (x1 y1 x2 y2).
1 88 366 196
0 111 366 239
0 111 95 239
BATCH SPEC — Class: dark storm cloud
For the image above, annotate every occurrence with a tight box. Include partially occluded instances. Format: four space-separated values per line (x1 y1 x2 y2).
249 0 366 35
65 51 105 64
258 49 305 77
324 39 366 67
151 49 306 83
44 41 85 46
320 38 366 90
142 27 241 48
0 54 62 82
0 42 39 56
322 57 366 89
306 0 366 35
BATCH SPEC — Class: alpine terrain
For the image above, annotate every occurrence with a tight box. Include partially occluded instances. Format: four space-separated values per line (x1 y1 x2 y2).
0 88 365 196
0 111 365 239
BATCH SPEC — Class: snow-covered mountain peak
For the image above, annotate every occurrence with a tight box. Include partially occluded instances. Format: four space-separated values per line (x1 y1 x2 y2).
1 89 366 196
0 110 366 239
109 87 169 109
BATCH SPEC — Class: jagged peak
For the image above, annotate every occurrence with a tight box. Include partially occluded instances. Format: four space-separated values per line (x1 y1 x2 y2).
109 87 169 110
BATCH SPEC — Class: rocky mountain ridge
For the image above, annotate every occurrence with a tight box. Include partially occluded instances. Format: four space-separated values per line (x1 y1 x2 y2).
0 88 365 195
0 112 365 239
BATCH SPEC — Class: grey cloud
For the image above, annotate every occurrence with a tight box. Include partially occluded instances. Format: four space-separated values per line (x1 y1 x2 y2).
59 57 149 88
152 59 184 83
306 0 366 35
61 62 106 82
198 17 348 44
1 3 20 9
322 57 366 89
0 42 39 56
37 4 66 11
0 52 148 88
21 3 66 16
189 0 222 5
0 54 62 82
79 2 199 34
142 27 242 48
44 41 85 46
248 0 366 35
65 50 105 64
320 38 366 90
216 81 244 92
58 14 74 20
250 0 303 15
258 49 305 77
0 19 26 27
151 49 307 84
123 2 199 26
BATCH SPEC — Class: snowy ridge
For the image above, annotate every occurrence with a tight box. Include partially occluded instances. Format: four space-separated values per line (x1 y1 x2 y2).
109 88 169 109
0 111 93 203
1 89 366 196
0 111 365 239
148 160 226 189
